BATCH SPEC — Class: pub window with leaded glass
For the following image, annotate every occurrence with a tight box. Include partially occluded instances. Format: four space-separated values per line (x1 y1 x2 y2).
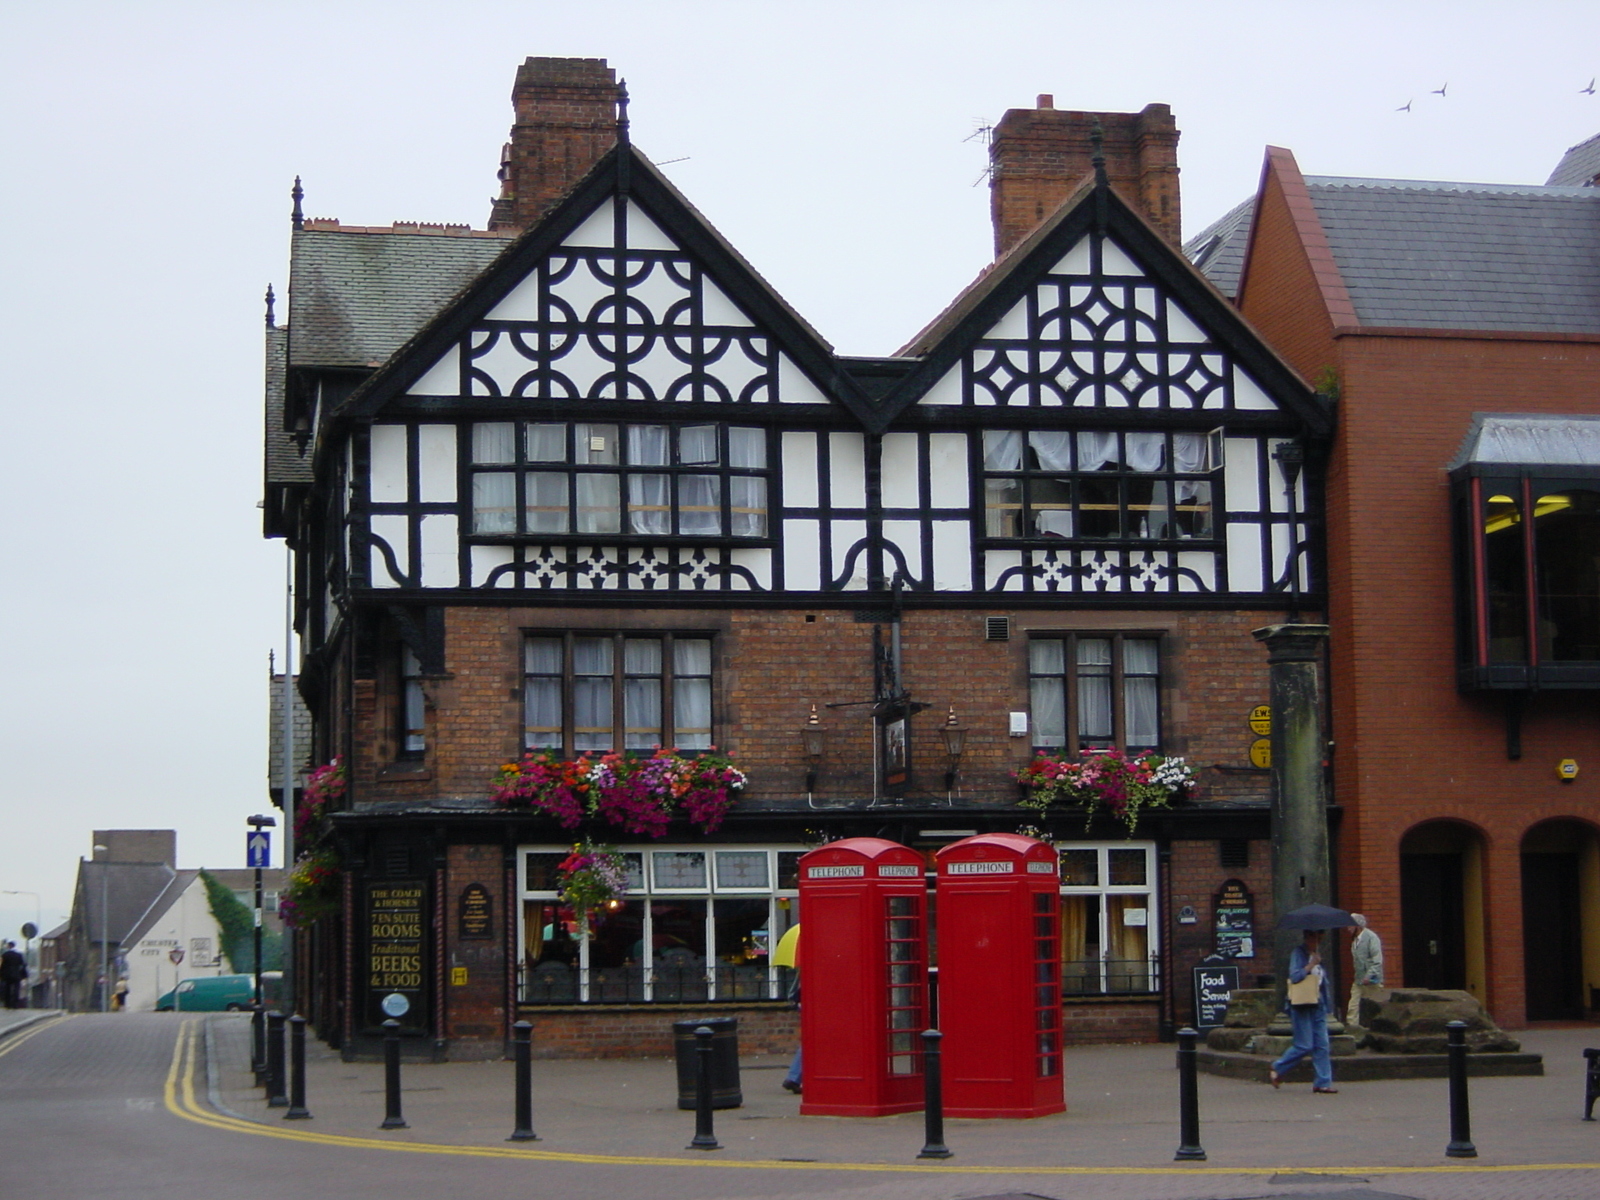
524 633 713 754
470 421 769 539
1029 633 1161 753
982 429 1219 542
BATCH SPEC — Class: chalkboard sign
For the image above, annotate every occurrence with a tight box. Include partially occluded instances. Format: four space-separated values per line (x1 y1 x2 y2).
458 883 493 940
1194 964 1240 1029
1213 878 1256 959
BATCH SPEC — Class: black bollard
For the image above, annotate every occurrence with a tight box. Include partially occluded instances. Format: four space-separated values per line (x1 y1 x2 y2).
508 1020 538 1141
266 1011 288 1108
687 1025 721 1150
284 1014 311 1120
1583 1048 1599 1121
1445 1020 1477 1158
917 1028 952 1160
1174 1026 1206 1161
251 1004 267 1085
381 1019 408 1129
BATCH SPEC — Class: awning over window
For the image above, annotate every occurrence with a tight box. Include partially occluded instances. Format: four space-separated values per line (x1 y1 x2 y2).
1451 414 1600 469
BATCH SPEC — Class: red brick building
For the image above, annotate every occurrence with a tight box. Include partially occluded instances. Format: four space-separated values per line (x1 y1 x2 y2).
1190 139 1600 1026
264 62 1330 1059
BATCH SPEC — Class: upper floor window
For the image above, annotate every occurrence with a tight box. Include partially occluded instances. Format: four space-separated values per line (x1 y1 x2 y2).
983 430 1218 542
471 422 769 539
1030 633 1161 753
400 646 426 756
525 633 713 754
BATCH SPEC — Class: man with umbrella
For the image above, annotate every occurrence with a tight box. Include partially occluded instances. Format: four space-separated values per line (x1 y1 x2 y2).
1269 904 1355 1094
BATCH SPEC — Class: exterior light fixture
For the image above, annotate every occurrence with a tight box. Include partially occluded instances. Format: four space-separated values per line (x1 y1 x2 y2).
801 704 826 797
939 706 967 799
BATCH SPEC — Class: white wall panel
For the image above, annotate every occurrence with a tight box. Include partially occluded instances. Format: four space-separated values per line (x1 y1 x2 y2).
883 520 923 580
927 435 969 506
700 278 751 327
470 333 534 396
419 515 459 587
1234 367 1277 411
1166 305 1206 343
831 519 869 589
1176 551 1216 592
729 547 772 590
777 353 828 404
1051 236 1092 275
548 256 613 322
708 340 766 402
828 433 867 507
991 296 1029 339
369 426 409 502
781 432 818 507
628 262 689 320
880 434 920 508
561 199 615 247
471 545 516 587
416 425 457 502
407 345 461 396
1225 437 1260 513
369 514 409 586
548 336 609 398
625 200 677 251
783 520 821 589
986 549 1024 591
918 366 962 406
1227 523 1264 592
1100 238 1140 275
931 522 971 591
485 270 542 320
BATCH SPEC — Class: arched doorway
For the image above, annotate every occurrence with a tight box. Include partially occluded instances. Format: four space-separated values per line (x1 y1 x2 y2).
1520 819 1600 1020
1399 821 1486 997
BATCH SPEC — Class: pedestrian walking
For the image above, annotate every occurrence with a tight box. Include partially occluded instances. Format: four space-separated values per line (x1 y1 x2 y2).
1269 928 1337 1093
0 941 28 1009
1345 913 1383 1027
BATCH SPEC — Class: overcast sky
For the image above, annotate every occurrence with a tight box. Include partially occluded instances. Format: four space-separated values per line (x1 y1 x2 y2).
1 0 1595 939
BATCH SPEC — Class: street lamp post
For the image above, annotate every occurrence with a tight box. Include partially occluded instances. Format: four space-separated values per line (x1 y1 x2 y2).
247 816 277 1009
92 844 109 1013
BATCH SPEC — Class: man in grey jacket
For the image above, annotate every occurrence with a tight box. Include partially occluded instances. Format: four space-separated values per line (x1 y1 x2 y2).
1346 913 1383 1027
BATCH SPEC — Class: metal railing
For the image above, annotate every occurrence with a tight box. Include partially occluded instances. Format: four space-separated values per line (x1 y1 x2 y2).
1060 955 1162 997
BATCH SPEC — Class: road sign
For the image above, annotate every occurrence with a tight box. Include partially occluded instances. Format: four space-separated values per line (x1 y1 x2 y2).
169 948 185 965
247 831 271 869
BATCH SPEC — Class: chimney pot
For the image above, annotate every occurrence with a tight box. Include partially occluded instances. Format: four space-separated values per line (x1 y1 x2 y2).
1037 94 1054 109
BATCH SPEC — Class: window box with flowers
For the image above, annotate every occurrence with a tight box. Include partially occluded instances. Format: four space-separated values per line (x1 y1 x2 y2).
490 748 746 837
1016 749 1196 834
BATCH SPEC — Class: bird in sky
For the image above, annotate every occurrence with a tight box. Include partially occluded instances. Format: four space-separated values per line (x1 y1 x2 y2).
1432 82 1448 97
1583 78 1597 95
1396 99 1413 112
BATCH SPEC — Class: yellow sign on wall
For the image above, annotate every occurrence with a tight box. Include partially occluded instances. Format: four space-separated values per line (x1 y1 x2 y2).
1249 738 1272 769
451 967 468 986
1248 705 1272 736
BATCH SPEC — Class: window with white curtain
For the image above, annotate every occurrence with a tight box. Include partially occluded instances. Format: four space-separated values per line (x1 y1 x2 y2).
1057 842 1159 995
983 429 1218 541
524 633 714 754
400 645 426 756
470 421 769 539
1029 634 1162 753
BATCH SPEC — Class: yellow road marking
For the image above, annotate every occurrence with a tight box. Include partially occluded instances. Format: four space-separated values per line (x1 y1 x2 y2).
0 1014 68 1059
162 1022 1599 1176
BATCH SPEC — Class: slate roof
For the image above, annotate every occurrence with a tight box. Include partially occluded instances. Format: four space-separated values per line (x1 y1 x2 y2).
1182 196 1255 300
76 860 179 944
263 326 311 487
1547 132 1600 187
287 226 515 369
1450 413 1600 469
122 870 200 947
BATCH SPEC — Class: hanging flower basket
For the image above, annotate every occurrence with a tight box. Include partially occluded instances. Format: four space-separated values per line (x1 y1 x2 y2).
1016 748 1196 834
280 848 342 929
557 841 630 929
294 757 346 848
490 748 745 836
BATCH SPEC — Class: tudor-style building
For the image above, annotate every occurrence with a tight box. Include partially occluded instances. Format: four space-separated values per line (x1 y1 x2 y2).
265 61 1331 1058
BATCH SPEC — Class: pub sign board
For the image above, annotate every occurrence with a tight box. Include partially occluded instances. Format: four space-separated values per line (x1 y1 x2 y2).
1193 965 1239 1029
458 883 493 940
1213 878 1255 959
366 881 428 1031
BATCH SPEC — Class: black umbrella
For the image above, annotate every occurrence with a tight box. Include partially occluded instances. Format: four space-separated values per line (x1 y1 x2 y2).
1276 903 1356 931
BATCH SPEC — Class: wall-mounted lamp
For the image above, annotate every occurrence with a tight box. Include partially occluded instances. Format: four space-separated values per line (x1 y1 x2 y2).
939 706 967 800
801 704 826 797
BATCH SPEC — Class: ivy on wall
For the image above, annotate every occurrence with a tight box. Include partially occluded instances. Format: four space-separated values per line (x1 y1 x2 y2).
199 870 283 972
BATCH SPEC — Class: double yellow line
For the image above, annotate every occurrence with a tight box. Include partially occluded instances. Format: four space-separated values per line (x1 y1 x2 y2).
0 1014 67 1059
162 1021 1597 1176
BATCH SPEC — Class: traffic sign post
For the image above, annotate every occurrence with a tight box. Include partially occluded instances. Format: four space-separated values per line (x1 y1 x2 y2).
247 816 277 1033
247 831 271 870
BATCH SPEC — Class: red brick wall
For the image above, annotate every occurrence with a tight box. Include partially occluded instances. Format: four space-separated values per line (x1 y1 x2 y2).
518 1003 797 1059
1062 998 1161 1045
443 843 510 1044
1165 838 1275 1024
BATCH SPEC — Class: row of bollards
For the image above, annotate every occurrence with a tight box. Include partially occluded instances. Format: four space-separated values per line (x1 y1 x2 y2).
251 1007 312 1121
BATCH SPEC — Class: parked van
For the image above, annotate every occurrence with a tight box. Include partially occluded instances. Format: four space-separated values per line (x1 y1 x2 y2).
155 972 282 1012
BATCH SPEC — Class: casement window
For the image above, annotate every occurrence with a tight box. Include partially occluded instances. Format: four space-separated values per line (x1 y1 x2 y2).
400 646 426 756
470 421 769 539
982 429 1219 541
1029 633 1161 753
1057 842 1159 995
524 633 713 754
518 845 803 1004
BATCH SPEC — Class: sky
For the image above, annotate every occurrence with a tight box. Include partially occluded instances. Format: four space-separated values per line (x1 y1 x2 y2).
1 0 1595 941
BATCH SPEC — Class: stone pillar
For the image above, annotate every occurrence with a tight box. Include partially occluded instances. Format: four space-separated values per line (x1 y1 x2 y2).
1252 623 1332 1002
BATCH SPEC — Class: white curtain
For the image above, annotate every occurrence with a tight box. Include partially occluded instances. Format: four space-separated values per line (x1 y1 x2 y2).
577 474 621 534
472 422 517 464
1076 638 1113 743
526 423 567 462
1123 639 1160 748
575 423 619 465
473 473 516 534
1172 433 1209 529
1076 431 1119 471
1124 432 1165 472
680 425 718 465
573 638 613 751
674 639 713 749
524 638 564 748
1029 641 1066 747
727 427 765 468
629 425 671 465
523 472 569 533
984 429 1023 470
624 640 663 750
678 474 722 535
1028 431 1075 471
729 476 766 536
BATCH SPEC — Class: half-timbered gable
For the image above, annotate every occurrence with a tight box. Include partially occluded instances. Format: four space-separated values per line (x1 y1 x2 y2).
879 177 1328 602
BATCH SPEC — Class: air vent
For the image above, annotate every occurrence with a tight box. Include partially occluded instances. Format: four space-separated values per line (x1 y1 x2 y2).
985 617 1011 641
385 845 413 877
1219 839 1250 870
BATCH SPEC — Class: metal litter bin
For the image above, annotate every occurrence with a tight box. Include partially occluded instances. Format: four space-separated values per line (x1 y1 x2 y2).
672 1016 742 1110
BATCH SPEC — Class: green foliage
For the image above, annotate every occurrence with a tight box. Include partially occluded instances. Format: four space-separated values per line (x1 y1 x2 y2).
199 870 282 972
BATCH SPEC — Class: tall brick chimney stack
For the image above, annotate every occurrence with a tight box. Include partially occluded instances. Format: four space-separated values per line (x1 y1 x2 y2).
989 99 1181 256
487 57 622 233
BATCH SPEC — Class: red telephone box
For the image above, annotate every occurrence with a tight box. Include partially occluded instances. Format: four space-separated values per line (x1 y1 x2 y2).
935 833 1064 1118
797 837 928 1116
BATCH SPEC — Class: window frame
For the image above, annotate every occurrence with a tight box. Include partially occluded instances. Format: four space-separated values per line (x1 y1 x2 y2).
522 631 716 756
1027 631 1164 754
398 644 426 758
1056 841 1160 997
467 420 774 544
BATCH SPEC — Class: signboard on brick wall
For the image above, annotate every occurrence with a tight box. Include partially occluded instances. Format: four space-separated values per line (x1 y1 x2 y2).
458 883 493 940
366 881 428 1031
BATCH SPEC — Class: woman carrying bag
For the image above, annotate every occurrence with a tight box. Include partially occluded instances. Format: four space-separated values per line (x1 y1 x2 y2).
1269 928 1337 1093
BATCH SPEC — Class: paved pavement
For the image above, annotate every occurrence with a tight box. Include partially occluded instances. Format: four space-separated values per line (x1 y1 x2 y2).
3 1011 1598 1200
0 1006 59 1041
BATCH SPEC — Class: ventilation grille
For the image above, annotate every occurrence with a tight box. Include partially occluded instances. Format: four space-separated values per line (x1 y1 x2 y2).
385 845 413 877
985 617 1011 641
1219 839 1250 870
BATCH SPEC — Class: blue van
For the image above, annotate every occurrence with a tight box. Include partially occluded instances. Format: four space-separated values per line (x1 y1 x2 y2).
155 972 281 1012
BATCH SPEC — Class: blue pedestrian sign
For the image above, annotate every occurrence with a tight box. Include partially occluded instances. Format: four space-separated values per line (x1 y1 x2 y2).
246 831 271 869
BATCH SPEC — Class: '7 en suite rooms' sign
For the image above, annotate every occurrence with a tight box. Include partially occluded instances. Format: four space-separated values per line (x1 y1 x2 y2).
366 882 427 1030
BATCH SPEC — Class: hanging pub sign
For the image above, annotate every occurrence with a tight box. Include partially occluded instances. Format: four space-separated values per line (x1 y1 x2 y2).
1193 963 1240 1029
1213 878 1256 959
366 881 427 1030
458 883 493 940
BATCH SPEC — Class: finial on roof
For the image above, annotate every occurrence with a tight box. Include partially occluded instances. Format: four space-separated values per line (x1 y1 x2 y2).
1090 121 1108 187
617 79 630 147
265 284 276 329
291 176 304 231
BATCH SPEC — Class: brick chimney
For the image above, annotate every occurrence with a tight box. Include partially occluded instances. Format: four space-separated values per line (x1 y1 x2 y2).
487 57 622 233
989 98 1181 256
